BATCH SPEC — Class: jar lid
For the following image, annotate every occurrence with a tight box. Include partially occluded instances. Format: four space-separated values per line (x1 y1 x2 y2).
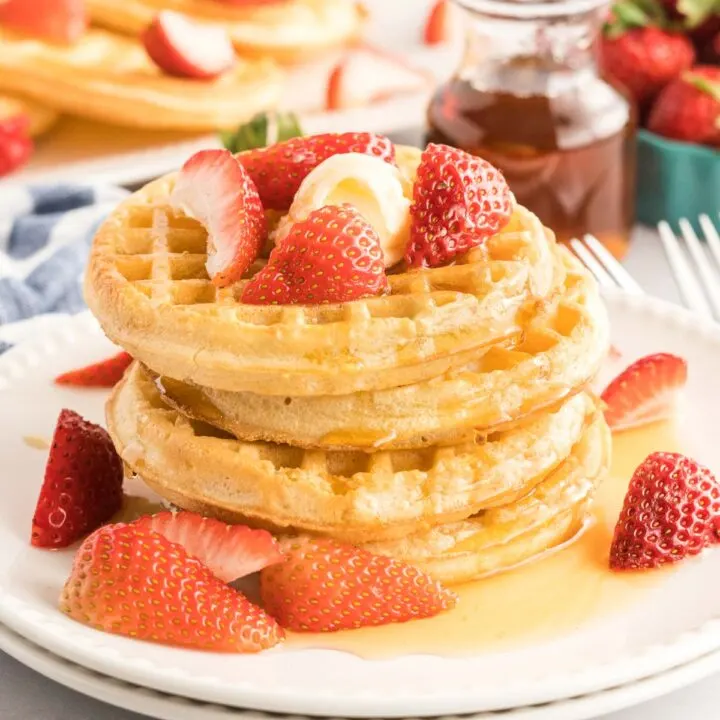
455 0 608 18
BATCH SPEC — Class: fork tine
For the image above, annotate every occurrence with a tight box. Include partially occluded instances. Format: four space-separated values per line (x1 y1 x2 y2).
569 238 617 290
582 234 643 294
658 221 713 319
678 218 720 318
699 214 720 272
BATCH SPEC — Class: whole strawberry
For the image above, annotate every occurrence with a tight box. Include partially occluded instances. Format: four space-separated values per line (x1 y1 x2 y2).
648 66 720 147
61 523 283 652
241 205 388 305
610 452 720 570
260 536 457 632
406 143 512 268
600 25 695 106
32 409 124 548
238 132 396 211
0 114 33 177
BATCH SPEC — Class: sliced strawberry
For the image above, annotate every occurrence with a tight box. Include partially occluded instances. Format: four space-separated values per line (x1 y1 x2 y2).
423 0 452 45
326 46 430 111
0 114 32 177
242 205 388 306
61 524 283 652
170 149 266 288
132 511 283 583
31 409 123 549
610 452 720 570
261 536 456 632
55 351 132 388
238 132 396 212
0 0 86 44
601 353 687 431
406 143 513 268
142 11 235 80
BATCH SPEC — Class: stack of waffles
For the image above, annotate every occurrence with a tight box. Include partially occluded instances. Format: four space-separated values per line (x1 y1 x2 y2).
86 144 612 585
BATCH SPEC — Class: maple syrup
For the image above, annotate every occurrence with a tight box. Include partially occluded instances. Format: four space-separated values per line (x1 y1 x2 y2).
426 0 636 258
284 421 680 658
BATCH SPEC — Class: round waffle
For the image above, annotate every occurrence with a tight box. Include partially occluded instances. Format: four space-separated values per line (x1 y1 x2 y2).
364 414 610 583
107 362 603 544
85 0 363 63
0 94 58 136
0 27 282 131
86 147 562 396
152 249 607 450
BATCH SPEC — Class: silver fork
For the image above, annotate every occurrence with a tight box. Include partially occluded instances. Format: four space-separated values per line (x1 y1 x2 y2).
658 216 720 321
569 234 644 295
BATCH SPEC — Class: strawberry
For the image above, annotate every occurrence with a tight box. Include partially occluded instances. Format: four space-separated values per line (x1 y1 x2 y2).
326 46 429 111
600 25 695 106
31 410 123 549
0 114 32 177
142 11 235 80
241 205 388 306
54 351 132 388
647 66 720 147
610 452 720 570
423 0 452 45
699 31 720 64
260 536 457 632
238 132 396 211
601 352 687 431
61 524 283 652
170 149 266 287
406 143 512 268
132 511 283 582
0 0 86 44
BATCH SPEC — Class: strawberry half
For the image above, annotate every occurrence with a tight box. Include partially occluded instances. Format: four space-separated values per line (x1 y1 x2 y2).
55 351 132 388
326 46 430 111
406 143 512 268
61 524 283 652
31 410 123 549
142 11 235 80
610 452 720 570
423 0 452 45
261 536 456 632
170 149 266 288
238 132 396 212
241 205 388 306
601 353 687 431
132 511 283 583
0 0 86 44
0 114 33 177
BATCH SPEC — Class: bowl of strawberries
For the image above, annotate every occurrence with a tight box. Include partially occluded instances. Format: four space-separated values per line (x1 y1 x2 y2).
601 0 719 229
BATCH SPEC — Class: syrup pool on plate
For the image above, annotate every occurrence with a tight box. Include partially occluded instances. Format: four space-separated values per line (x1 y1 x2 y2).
285 421 680 658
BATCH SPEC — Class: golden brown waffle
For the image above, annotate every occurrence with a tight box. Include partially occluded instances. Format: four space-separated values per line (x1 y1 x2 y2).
0 27 282 131
86 147 562 396
108 362 603 544
0 94 58 136
152 249 608 450
364 415 610 583
86 0 364 63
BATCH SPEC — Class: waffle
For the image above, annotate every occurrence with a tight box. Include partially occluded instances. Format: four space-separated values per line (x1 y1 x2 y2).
365 413 610 583
0 94 58 136
85 0 364 63
85 147 562 396
107 362 603 544
152 249 608 450
0 27 282 131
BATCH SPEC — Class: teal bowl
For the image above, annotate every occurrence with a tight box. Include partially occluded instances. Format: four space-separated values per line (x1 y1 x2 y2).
636 129 720 231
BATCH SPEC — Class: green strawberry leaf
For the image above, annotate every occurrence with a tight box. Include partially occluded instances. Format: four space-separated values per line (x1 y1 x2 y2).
604 0 668 36
220 112 303 153
685 73 720 102
677 0 719 27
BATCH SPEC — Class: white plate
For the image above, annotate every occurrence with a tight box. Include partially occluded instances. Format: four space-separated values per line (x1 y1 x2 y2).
5 0 458 188
1 294 720 718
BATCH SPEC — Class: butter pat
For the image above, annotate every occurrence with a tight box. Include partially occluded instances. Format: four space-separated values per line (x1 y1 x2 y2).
275 153 411 267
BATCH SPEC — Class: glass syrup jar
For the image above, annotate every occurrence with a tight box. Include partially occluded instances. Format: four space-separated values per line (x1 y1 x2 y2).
426 0 637 258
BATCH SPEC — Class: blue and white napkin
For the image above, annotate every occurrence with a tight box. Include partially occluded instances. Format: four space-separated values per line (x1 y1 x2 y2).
0 184 128 354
